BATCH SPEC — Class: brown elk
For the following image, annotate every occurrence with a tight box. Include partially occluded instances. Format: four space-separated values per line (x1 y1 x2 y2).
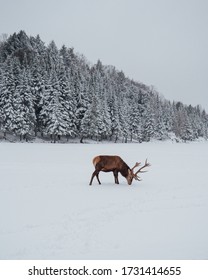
89 155 150 185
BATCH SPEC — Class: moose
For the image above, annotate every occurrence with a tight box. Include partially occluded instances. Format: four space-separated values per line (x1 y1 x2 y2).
89 155 150 186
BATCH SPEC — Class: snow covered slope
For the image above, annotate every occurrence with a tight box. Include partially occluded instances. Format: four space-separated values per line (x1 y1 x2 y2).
0 141 207 259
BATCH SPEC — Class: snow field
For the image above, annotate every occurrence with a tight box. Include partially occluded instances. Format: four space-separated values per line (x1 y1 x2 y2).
0 141 208 259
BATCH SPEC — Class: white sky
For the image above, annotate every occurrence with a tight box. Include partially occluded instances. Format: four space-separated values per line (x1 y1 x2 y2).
1 0 208 111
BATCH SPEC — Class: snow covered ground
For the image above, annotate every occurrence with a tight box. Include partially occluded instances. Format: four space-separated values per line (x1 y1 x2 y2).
0 141 208 260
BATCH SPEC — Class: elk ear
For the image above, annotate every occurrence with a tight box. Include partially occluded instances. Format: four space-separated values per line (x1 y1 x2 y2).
128 169 131 175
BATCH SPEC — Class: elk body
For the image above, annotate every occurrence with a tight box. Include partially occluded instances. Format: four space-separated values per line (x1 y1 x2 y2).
89 155 150 186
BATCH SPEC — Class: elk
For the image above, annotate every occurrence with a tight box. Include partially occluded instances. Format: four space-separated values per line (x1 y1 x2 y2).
89 155 150 186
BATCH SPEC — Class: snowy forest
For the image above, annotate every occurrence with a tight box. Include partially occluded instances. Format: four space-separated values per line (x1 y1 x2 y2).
0 31 208 143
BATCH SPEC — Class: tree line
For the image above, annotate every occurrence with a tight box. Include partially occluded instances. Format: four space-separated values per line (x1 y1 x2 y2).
0 31 207 143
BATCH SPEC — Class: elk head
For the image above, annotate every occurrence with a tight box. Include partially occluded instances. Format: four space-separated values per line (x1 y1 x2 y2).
126 159 151 185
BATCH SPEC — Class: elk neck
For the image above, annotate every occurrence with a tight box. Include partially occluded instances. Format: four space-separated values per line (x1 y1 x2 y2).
120 162 130 178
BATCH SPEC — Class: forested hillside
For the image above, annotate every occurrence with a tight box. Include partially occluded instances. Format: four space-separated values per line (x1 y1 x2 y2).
0 31 207 142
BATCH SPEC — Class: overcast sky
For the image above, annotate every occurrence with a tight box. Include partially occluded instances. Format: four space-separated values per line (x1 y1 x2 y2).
1 0 208 110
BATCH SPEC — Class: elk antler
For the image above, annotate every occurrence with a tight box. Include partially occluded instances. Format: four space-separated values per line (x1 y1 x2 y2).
134 159 151 181
131 162 141 173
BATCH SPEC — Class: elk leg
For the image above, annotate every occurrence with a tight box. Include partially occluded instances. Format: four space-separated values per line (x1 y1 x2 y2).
96 173 101 184
89 171 95 185
113 170 119 184
89 170 101 185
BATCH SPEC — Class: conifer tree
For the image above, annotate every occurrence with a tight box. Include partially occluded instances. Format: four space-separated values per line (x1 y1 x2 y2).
0 57 16 137
12 70 36 140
